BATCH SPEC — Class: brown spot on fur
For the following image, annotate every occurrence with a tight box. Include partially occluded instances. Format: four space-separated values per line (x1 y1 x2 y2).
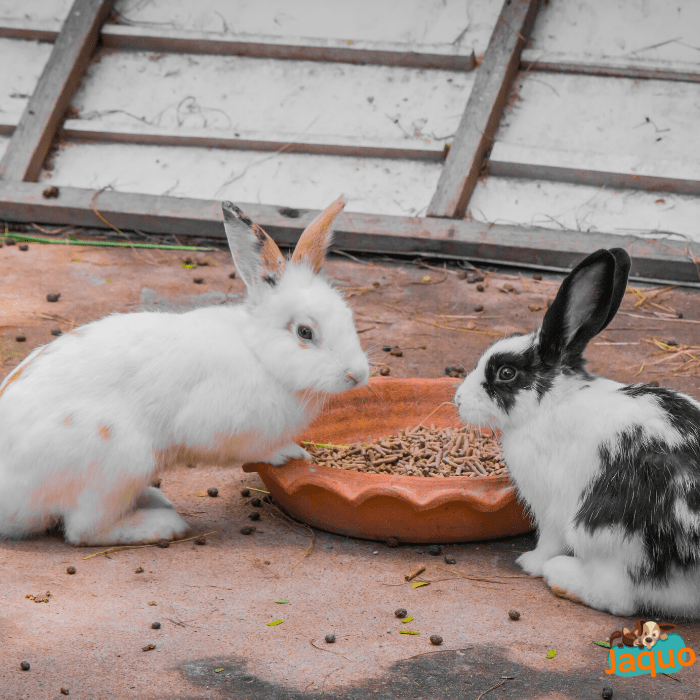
292 196 345 273
99 424 112 441
62 415 72 427
298 342 309 349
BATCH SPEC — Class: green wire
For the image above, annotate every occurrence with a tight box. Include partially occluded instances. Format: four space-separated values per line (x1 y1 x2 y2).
3 230 214 252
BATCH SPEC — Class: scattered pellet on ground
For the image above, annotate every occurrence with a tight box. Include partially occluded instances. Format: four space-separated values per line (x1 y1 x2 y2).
46 293 60 302
602 687 613 699
151 478 161 488
42 186 59 198
20 661 30 671
427 545 443 556
444 555 456 565
66 566 76 575
60 687 69 695
135 567 144 573
249 512 260 521
250 498 262 507
156 540 169 548
5 237 16 245
240 526 256 535
15 335 26 342
193 277 204 284
325 634 336 643
19 244 28 251
508 610 521 621
142 644 155 652
194 536 206 546
151 622 161 630
386 536 399 548
51 328 62 336
303 426 507 478
207 487 218 497
241 488 250 497
379 367 391 376
430 635 443 646
394 608 408 619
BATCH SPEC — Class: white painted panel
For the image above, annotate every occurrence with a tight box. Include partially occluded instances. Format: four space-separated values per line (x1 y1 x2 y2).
0 135 9 160
68 50 472 151
526 0 700 71
0 38 53 125
42 142 443 217
493 73 700 180
468 177 700 243
0 0 72 32
111 0 499 56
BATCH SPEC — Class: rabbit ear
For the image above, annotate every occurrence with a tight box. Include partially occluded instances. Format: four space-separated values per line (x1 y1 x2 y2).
291 196 345 273
598 247 631 332
221 202 286 300
538 249 619 365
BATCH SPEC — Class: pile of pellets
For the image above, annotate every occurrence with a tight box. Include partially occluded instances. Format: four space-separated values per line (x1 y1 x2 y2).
304 425 507 477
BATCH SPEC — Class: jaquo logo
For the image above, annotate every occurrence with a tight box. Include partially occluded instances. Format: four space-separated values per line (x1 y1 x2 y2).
606 619 696 678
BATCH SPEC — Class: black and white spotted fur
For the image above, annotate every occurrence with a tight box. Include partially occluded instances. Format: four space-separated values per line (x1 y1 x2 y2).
455 248 700 617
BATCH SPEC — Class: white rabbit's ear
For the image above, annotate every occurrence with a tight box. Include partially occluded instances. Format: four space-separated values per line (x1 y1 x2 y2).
539 248 625 364
221 202 286 299
291 196 345 273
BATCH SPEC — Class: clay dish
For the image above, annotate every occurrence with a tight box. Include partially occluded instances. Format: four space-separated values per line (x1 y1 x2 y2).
243 378 533 543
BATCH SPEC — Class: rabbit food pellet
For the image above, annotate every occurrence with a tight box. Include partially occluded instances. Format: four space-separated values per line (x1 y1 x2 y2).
304 426 507 478
20 661 30 671
430 635 443 646
325 634 336 643
394 608 408 619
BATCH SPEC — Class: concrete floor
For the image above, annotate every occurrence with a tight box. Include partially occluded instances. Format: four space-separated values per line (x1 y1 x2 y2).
1 240 699 699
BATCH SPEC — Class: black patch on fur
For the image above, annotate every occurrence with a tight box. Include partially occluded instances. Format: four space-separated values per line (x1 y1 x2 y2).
575 384 700 584
482 344 556 414
262 274 277 287
278 207 301 218
223 202 253 227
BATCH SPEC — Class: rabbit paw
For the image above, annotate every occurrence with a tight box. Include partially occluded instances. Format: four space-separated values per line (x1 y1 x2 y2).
134 486 174 510
70 508 191 546
543 556 586 605
267 442 312 466
516 548 552 577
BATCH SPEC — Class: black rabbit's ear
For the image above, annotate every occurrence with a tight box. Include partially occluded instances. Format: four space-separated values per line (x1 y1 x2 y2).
598 248 631 332
538 249 618 365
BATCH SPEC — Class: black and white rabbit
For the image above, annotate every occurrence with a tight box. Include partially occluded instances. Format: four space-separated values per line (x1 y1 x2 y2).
0 197 369 546
455 248 700 617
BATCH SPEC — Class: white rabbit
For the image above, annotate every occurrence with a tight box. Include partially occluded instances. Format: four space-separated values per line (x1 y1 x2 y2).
0 197 369 546
455 248 700 618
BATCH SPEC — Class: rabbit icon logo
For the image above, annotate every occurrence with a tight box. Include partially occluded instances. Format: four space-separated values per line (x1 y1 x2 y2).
606 619 696 677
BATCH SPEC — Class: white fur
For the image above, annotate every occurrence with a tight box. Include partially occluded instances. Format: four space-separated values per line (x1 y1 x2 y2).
0 228 368 546
455 324 700 617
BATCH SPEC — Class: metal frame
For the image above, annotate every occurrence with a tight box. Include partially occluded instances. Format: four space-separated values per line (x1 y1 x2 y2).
0 0 698 282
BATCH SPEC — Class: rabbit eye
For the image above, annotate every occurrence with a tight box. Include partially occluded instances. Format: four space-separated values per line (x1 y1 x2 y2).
497 366 516 382
297 325 313 341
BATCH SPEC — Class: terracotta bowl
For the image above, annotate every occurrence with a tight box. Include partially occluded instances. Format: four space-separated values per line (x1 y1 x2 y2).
242 378 533 543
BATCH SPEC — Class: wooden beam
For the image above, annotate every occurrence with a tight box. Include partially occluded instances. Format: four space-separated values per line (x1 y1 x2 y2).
100 25 477 72
0 181 698 283
59 122 445 162
0 27 58 42
487 160 700 197
0 0 111 183
521 52 700 84
427 0 542 219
